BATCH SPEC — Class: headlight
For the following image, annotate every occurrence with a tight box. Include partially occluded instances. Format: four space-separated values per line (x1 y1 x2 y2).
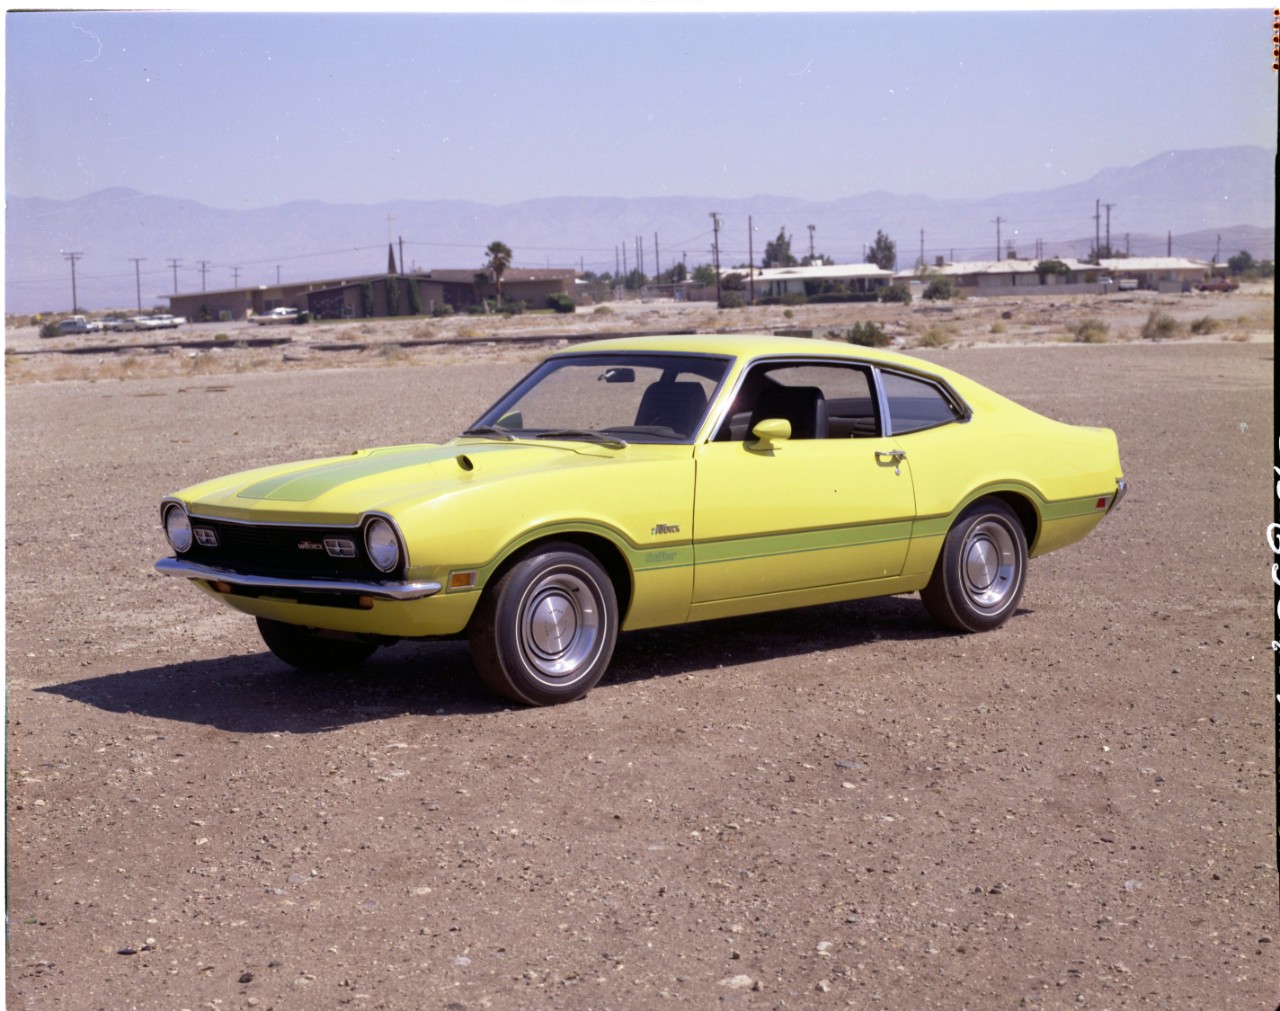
164 503 193 553
364 517 401 573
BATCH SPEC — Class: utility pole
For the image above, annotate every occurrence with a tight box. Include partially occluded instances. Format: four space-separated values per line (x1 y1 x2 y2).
992 217 1004 262
1093 199 1101 264
62 251 83 312
807 224 816 261
748 215 755 305
197 260 210 291
129 257 145 311
399 236 405 275
1167 231 1172 257
1214 233 1221 265
231 266 241 288
919 229 925 268
167 258 182 294
1103 203 1116 258
654 232 660 280
709 212 723 307
276 265 281 285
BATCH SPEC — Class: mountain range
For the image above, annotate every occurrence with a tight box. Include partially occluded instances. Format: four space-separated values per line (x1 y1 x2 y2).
5 145 1274 315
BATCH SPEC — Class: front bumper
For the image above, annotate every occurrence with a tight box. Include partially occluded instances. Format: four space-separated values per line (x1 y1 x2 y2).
154 557 442 601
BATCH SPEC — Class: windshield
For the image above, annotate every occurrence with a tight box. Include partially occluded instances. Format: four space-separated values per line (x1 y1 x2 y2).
468 352 732 444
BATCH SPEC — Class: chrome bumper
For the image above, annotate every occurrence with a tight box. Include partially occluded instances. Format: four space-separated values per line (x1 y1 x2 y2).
154 557 442 601
1108 478 1129 514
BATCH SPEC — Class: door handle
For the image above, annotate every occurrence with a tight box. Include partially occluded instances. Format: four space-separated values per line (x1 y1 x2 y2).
875 449 906 475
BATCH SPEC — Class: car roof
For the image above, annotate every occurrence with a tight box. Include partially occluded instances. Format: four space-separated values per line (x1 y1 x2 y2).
564 332 945 374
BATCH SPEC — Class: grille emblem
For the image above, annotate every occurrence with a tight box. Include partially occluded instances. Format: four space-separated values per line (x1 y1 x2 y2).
323 538 357 559
193 527 219 547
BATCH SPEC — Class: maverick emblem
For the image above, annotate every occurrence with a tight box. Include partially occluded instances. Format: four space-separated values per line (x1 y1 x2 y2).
650 523 681 536
297 538 357 558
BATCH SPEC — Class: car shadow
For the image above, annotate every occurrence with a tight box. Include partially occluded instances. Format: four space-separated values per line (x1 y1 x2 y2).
37 595 1013 733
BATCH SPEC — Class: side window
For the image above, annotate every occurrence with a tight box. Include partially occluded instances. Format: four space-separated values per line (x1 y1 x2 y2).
881 371 961 435
714 362 880 440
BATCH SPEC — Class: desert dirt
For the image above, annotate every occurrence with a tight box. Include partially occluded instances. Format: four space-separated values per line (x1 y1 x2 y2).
4 286 1277 1009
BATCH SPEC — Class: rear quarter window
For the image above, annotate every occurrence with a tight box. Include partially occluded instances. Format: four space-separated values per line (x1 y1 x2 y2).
882 371 962 435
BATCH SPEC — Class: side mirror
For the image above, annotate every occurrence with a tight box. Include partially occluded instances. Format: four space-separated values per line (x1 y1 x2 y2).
749 417 791 451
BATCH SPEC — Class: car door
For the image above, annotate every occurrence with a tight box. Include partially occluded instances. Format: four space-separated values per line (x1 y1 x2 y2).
691 360 916 604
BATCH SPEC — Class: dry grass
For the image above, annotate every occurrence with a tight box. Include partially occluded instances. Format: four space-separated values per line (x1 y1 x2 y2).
1070 318 1110 343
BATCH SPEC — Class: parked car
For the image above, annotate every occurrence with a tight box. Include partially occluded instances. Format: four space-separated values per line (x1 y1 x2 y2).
57 316 90 335
135 314 184 329
1195 278 1239 292
156 334 1127 706
251 307 300 325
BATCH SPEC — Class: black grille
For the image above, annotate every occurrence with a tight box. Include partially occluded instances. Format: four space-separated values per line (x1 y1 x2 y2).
181 518 389 580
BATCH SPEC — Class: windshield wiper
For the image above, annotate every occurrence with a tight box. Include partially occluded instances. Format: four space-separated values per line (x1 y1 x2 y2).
461 424 515 441
534 429 627 449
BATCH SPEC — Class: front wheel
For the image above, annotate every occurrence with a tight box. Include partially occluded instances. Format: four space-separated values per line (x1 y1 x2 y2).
469 544 618 706
921 499 1027 633
256 617 377 672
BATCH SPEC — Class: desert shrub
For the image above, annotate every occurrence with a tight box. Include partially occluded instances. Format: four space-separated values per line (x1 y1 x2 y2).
989 321 1006 334
39 321 62 338
1189 315 1221 335
719 291 744 309
1141 311 1179 341
879 283 912 305
499 300 527 316
922 277 956 301
783 308 795 319
843 321 890 347
546 293 576 314
386 276 401 316
1070 318 1109 343
431 303 454 318
360 282 375 318
916 326 951 348
592 305 613 316
408 281 424 316
780 292 807 306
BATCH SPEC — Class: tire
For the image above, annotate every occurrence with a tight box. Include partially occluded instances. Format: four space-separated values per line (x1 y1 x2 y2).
921 498 1028 633
256 617 377 672
469 543 618 706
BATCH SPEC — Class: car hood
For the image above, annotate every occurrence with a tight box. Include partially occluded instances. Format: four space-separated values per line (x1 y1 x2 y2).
174 439 624 523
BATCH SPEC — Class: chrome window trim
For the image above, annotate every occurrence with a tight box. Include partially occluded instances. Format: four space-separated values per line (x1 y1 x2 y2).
872 365 971 438
703 354 885 442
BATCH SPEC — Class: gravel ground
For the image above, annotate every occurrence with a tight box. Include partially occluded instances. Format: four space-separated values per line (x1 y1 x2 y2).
5 289 1277 1009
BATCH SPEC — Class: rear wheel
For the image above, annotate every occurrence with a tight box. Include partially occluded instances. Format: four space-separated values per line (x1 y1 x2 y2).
469 543 618 706
921 498 1027 632
256 617 377 672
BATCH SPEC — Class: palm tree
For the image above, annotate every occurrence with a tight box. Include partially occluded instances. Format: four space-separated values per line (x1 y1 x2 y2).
484 241 513 305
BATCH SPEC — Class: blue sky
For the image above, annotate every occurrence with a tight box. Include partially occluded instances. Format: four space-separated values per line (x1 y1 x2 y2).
4 7 1276 209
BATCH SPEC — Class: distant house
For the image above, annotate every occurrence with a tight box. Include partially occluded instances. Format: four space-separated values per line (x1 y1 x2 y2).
895 255 1211 296
165 267 576 322
722 263 894 300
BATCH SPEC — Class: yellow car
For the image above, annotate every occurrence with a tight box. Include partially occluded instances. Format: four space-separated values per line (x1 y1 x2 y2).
157 334 1126 705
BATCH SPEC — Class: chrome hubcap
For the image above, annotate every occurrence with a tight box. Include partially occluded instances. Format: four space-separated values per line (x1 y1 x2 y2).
519 571 600 682
961 519 1019 611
